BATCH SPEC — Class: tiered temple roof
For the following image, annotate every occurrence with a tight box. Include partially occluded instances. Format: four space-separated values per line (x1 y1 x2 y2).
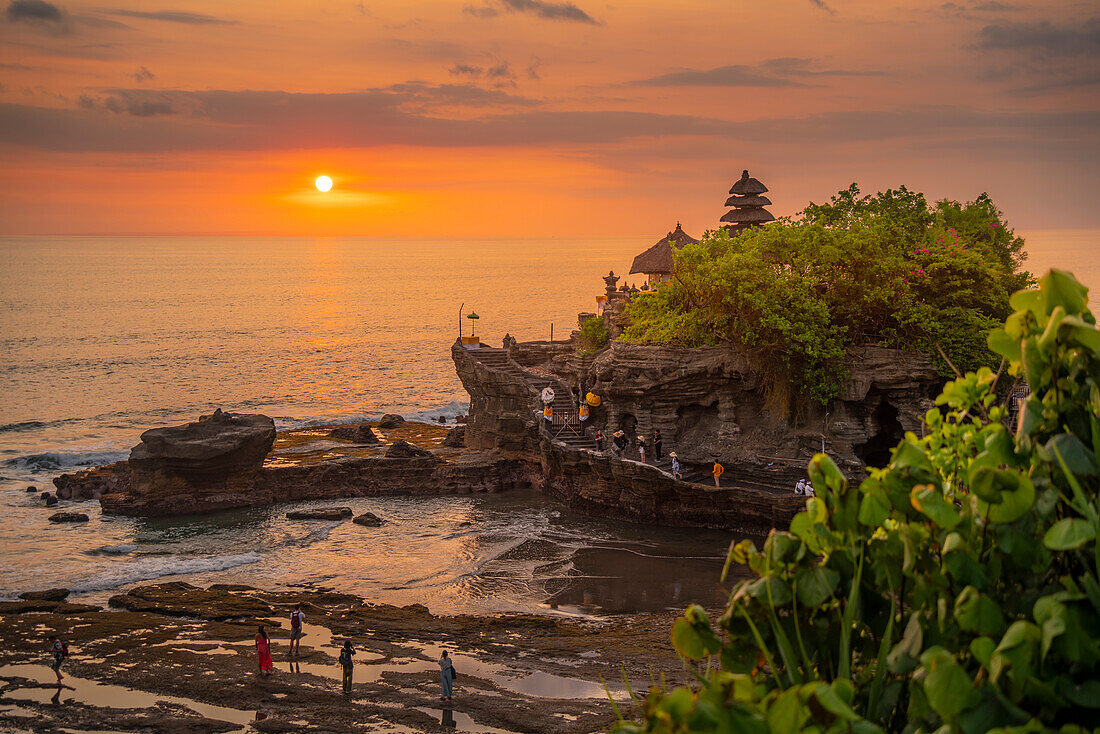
721 170 775 233
629 223 700 280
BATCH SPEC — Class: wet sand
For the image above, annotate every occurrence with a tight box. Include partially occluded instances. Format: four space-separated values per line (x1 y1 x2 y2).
0 583 699 733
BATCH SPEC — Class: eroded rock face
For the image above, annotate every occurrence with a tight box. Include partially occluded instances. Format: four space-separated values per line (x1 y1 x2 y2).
101 409 276 516
441 425 466 448
53 461 130 500
385 439 435 459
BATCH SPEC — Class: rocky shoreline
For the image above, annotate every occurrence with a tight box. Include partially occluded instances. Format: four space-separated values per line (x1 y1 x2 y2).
0 582 692 733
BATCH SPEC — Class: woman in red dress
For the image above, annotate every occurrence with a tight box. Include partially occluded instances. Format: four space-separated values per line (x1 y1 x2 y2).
255 625 273 675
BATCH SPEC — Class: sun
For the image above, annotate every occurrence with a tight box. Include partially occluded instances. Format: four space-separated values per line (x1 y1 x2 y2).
315 175 333 192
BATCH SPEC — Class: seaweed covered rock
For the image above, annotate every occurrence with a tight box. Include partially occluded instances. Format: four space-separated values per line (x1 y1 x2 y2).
378 414 405 429
353 512 385 527
49 511 89 523
108 582 272 620
384 439 434 459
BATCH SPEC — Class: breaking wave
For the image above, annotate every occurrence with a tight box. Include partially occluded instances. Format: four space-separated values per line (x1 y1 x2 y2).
68 552 264 594
2 450 129 474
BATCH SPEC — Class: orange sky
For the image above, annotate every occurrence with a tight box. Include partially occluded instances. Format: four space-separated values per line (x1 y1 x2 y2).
0 0 1097 235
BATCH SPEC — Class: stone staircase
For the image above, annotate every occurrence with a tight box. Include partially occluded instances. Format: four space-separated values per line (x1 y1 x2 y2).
470 347 594 450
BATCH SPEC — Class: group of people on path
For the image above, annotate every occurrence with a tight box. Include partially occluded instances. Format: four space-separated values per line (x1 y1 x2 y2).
249 605 455 699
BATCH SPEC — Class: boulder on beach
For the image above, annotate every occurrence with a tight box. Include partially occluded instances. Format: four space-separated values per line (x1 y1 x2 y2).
378 414 405 429
25 485 36 492
327 423 380 444
49 511 89 523
353 512 385 527
19 588 70 601
43 493 58 507
287 507 353 521
102 408 276 517
441 425 466 448
54 461 130 500
385 439 434 459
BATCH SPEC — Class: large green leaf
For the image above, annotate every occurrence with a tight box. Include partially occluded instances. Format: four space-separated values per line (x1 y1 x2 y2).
987 328 1021 362
795 564 840 608
1040 268 1088 316
1045 433 1099 476
671 617 707 660
972 468 1035 523
887 613 923 674
954 586 1005 636
911 485 962 528
920 647 979 718
1043 517 1096 550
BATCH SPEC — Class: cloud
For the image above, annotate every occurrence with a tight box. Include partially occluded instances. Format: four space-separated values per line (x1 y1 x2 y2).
450 63 483 77
632 58 879 87
4 0 70 33
103 8 234 25
808 0 835 15
977 18 1100 57
0 88 729 153
133 65 154 82
464 0 598 24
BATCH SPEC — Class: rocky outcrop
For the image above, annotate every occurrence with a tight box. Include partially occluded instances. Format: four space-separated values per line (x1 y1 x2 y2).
441 425 466 448
452 341 541 453
385 439 436 459
353 512 385 526
537 438 803 530
100 409 275 516
108 581 271 620
19 588 69 601
49 511 89 523
54 461 130 500
327 423 379 443
378 414 405 429
287 507 353 520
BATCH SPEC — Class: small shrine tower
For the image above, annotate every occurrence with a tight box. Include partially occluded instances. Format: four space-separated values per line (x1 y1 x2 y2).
721 170 775 234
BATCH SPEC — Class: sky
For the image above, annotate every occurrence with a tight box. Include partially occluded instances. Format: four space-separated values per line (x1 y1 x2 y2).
0 0 1097 236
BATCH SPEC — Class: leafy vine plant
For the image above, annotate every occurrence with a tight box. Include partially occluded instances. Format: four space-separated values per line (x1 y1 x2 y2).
613 269 1100 734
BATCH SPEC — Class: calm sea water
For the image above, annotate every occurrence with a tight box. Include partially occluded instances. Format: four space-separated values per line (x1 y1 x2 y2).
0 231 1095 612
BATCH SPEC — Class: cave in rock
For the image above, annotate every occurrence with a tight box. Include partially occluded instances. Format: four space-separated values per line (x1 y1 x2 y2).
855 396 905 468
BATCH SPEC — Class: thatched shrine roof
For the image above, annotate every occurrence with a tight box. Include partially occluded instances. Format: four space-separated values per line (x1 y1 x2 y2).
720 207 777 224
729 170 768 195
724 194 772 207
629 223 699 275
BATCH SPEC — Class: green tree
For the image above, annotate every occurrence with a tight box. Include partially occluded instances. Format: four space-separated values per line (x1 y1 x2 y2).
611 270 1100 734
621 185 1030 403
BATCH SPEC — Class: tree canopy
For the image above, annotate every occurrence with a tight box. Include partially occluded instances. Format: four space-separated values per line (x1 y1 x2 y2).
620 185 1031 404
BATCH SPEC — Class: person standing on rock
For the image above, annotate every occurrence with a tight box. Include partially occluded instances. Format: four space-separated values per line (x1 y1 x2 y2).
712 459 724 487
439 650 455 701
670 452 681 480
338 640 355 694
48 635 67 683
613 431 625 458
652 429 663 461
594 429 604 452
255 625 274 676
289 605 305 657
637 436 647 463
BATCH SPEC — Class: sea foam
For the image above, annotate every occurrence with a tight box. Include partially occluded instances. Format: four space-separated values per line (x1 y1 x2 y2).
69 551 263 594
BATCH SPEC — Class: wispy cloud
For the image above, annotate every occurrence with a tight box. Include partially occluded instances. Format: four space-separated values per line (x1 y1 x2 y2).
4 0 70 34
808 0 836 15
978 18 1100 57
631 58 880 88
464 0 598 25
103 8 235 25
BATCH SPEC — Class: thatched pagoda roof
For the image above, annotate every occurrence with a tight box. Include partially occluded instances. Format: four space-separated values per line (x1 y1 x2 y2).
729 170 768 195
629 223 699 275
724 194 772 207
720 207 777 224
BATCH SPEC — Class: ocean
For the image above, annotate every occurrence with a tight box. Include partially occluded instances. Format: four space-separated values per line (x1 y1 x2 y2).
0 231 1096 612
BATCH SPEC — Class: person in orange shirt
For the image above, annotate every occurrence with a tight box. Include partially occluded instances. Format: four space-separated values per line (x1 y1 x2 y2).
712 459 724 487
543 404 553 432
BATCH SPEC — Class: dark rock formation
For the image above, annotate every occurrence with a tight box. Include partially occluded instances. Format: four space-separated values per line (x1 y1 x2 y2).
49 511 89 523
54 461 129 500
353 512 385 526
287 507 353 521
385 439 435 459
100 409 275 516
0 600 98 614
108 581 271 620
327 423 380 443
378 414 405 429
441 425 466 448
43 493 57 506
19 588 69 601
25 485 36 492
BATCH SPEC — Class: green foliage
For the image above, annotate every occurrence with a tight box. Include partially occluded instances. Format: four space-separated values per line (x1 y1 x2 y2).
621 185 1030 403
612 270 1100 734
579 315 611 356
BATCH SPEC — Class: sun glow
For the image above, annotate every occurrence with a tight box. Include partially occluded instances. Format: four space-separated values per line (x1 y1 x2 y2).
315 175 333 192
